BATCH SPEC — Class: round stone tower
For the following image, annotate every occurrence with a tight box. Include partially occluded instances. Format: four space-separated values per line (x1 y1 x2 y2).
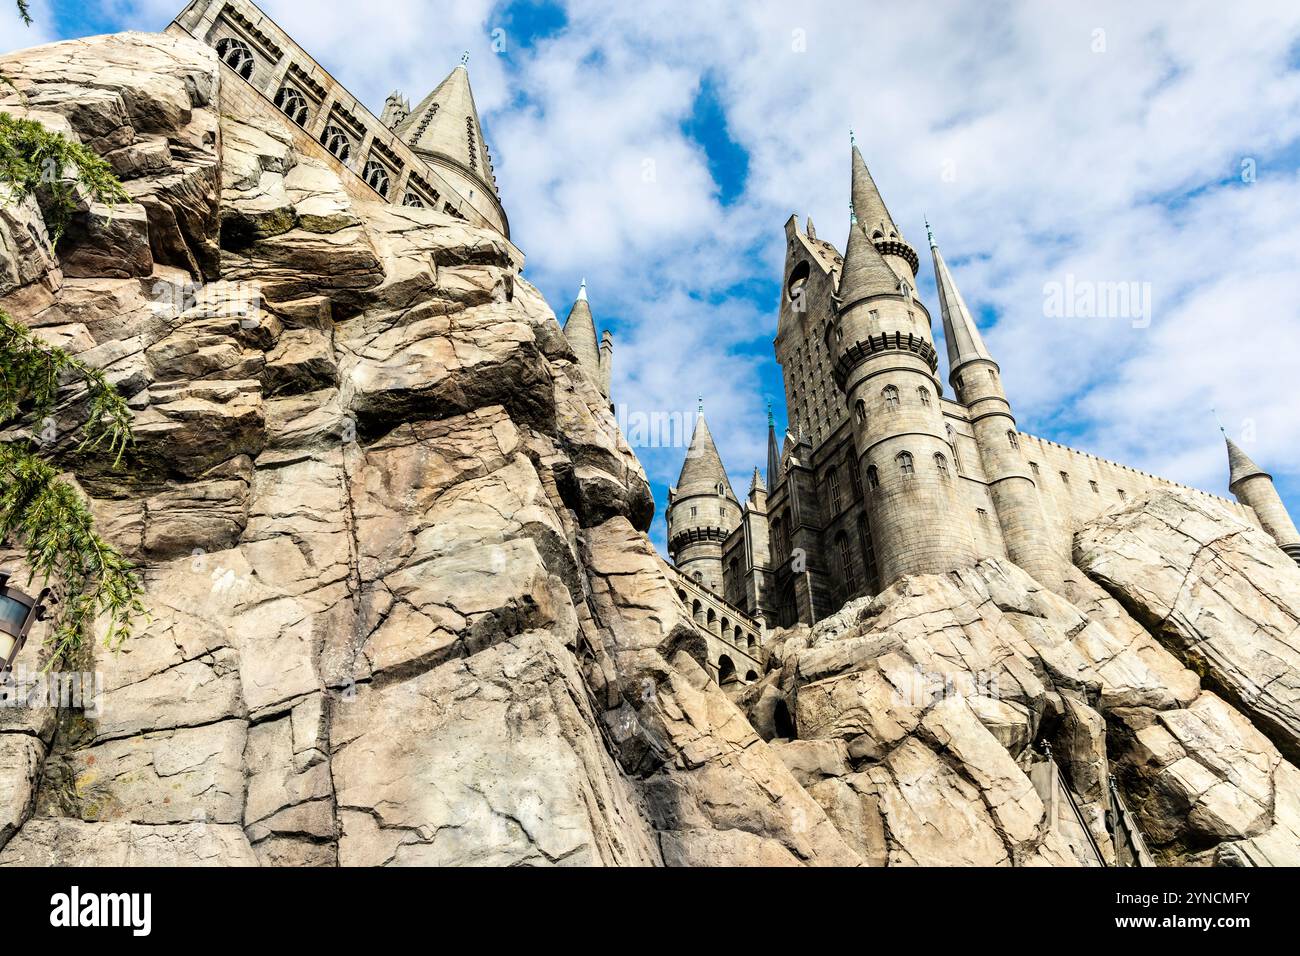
666 408 741 592
833 147 978 584
1226 437 1300 565
929 223 1063 589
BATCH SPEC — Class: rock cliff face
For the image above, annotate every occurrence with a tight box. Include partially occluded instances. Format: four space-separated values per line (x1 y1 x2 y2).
0 32 1298 867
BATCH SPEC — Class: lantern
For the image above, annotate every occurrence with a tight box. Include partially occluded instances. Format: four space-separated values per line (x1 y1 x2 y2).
0 571 52 672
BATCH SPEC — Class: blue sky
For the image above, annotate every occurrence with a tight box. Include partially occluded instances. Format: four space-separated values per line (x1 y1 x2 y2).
12 0 1300 557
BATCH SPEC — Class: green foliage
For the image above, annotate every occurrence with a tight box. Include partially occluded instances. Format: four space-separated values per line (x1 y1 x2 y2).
0 309 143 666
14 1 30 27
0 111 130 241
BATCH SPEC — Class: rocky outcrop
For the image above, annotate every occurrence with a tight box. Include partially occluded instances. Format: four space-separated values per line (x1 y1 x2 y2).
1076 490 1300 765
0 31 854 867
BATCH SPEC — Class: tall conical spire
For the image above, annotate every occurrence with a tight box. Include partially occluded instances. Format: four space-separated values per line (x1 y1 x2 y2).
766 401 782 488
749 466 765 494
929 224 995 381
677 410 733 496
396 60 499 199
1225 435 1269 491
562 281 600 379
850 145 901 241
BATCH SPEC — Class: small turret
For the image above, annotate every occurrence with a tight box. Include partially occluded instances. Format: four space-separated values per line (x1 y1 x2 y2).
561 279 602 387
666 405 740 593
1225 436 1300 565
380 91 410 129
766 402 782 489
599 330 614 400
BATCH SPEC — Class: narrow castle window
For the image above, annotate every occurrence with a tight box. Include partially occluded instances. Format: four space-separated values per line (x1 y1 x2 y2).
836 532 857 593
363 160 391 199
827 467 841 513
273 86 309 126
717 482 726 497
897 451 914 476
854 399 865 424
1118 489 1127 500
988 369 997 382
1090 480 1100 494
867 465 879 489
977 508 989 521
321 125 352 163
858 516 878 591
1007 430 1020 450
1030 461 1040 475
215 37 255 79
849 455 862 496
918 386 932 407
934 453 950 479
690 507 697 517
883 385 899 410
1060 471 1070 485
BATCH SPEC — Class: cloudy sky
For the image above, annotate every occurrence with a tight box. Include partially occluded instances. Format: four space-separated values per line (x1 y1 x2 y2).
14 0 1300 555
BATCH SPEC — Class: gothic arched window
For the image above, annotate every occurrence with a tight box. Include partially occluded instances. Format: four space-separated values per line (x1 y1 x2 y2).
883 385 899 410
215 37 255 79
402 191 425 208
867 464 879 489
363 160 391 199
320 125 352 163
273 86 309 126
918 386 932 407
897 451 914 476
934 453 950 479
854 399 866 424
1007 430 1020 450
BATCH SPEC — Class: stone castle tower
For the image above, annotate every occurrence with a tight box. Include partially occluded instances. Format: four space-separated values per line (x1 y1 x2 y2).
669 142 1300 628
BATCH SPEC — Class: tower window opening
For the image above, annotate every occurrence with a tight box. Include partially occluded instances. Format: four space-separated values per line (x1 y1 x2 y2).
363 160 391 199
1060 471 1070 485
836 532 857 594
883 385 899 410
918 386 932 407
1090 480 1100 494
215 37 255 79
854 399 865 424
1030 461 1040 476
1007 430 1020 450
321 125 352 162
897 451 914 476
827 467 841 513
934 453 950 479
273 86 309 126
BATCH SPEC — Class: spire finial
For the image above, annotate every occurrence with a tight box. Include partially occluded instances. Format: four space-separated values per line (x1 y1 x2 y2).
767 400 774 428
925 216 936 249
577 277 587 302
698 395 704 416
1212 407 1226 436
460 51 470 68
849 128 856 147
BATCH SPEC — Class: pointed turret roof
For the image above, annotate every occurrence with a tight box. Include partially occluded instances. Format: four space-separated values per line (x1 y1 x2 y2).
396 60 499 199
929 223 995 378
837 219 900 308
1226 436 1270 490
677 411 734 497
750 466 765 494
562 280 600 378
851 145 902 242
766 403 782 488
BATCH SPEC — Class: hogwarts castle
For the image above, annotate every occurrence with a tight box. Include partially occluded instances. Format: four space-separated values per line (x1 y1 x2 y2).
666 144 1300 630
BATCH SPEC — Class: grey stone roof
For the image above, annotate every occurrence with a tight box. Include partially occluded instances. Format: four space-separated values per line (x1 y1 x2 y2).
1226 437 1269 490
930 232 994 376
837 219 899 306
397 63 499 200
561 286 600 380
851 145 901 242
676 413 734 497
